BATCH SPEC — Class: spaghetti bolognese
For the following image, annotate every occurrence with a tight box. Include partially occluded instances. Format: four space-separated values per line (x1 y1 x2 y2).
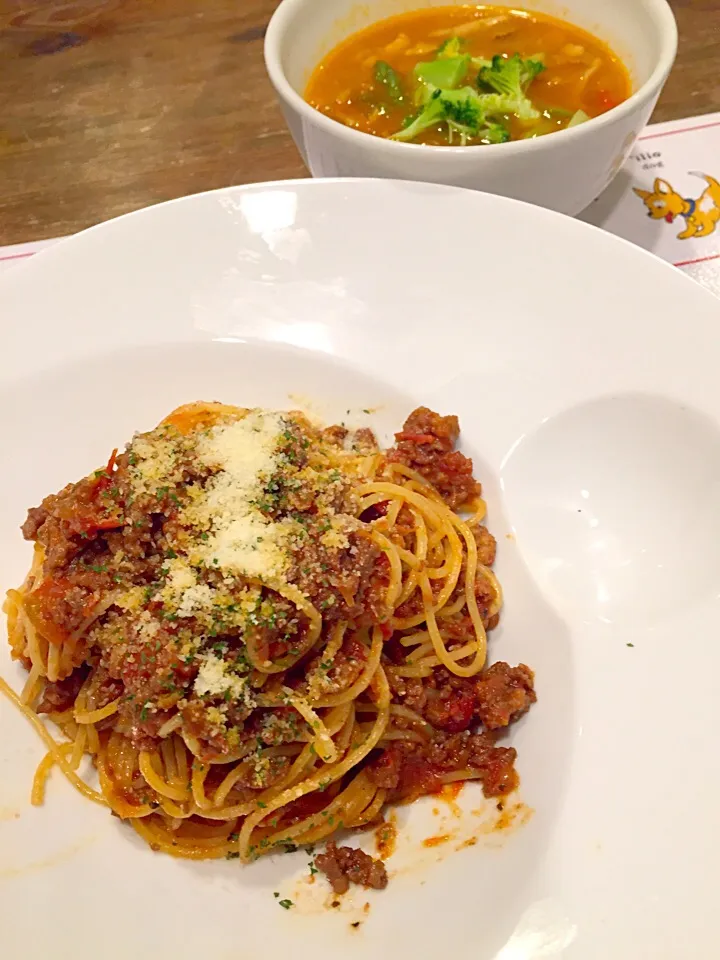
2 403 535 872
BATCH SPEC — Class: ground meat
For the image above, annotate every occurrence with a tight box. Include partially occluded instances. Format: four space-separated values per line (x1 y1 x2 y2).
367 729 521 801
321 425 348 446
306 635 367 697
475 570 499 625
36 666 88 714
352 427 378 453
473 525 497 566
386 671 427 712
291 528 388 626
475 663 536 731
21 504 49 541
388 407 481 509
466 733 519 796
424 685 475 732
23 576 99 647
314 841 388 894
22 472 124 573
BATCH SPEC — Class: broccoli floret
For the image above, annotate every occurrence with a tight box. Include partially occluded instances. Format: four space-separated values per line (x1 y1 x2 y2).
475 91 540 122
391 92 446 142
479 122 510 144
439 87 483 126
391 86 486 145
476 53 544 120
414 55 470 90
436 36 464 58
374 60 404 102
478 52 545 95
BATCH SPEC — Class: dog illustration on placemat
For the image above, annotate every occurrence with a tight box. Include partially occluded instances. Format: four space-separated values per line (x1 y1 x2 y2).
633 173 720 239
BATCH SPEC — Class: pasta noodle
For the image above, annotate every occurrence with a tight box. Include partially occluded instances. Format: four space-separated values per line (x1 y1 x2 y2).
2 403 534 870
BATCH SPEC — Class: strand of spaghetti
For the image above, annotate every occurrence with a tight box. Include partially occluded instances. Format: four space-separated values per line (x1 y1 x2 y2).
95 753 154 818
466 497 488 525
331 702 356 758
139 750 191 802
0 676 107 806
74 697 120 725
306 621 346 696
86 723 100 755
357 452 383 478
67 594 119 645
346 786 386 827
130 819 231 860
382 462 444 500
369 530 404 607
260 772 377 849
47 642 61 684
358 481 447 525
178 820 235 841
396 568 419 608
174 735 189 782
69 725 87 771
411 507 429 562
238 666 390 861
389 664 433 678
21 608 46 696
447 511 492 665
191 760 212 810
279 688 337 763
392 531 462 629
106 730 136 785
390 703 432 730
425 551 458 579
193 800 255 820
478 563 503 617
212 763 253 807
311 626 382 708
159 797 194 818
290 788 380 848
419 571 486 677
359 481 467 627
31 749 58 805
437 591 469 618
157 714 183 738
439 769 485 784
5 592 26 660
405 639 434 661
411 640 478 670
357 491 391 511
21 662 43 705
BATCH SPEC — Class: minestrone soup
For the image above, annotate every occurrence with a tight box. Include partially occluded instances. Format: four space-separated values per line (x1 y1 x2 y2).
305 5 631 146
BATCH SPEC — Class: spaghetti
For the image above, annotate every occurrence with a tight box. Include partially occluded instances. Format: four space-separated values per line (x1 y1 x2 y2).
2 404 535 868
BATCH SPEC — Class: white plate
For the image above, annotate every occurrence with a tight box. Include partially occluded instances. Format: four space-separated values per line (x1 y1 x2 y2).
1 180 719 960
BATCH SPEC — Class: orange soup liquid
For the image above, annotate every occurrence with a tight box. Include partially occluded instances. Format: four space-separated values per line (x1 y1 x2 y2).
305 5 631 145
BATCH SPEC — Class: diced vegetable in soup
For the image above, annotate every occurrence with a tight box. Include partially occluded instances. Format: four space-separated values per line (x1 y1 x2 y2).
305 5 631 146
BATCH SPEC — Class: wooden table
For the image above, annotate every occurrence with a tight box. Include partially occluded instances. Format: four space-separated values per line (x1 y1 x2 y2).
1 0 717 245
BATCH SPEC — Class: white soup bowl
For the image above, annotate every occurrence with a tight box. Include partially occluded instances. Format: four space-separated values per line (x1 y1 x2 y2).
265 0 677 215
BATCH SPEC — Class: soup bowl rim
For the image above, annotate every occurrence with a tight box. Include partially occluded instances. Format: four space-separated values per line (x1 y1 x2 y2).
264 0 678 157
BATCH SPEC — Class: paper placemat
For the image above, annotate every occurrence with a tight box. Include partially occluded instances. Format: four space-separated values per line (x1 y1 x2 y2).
2 111 719 296
580 111 720 297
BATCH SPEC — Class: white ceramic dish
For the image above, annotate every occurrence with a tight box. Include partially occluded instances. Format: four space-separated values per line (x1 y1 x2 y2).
1 179 719 960
264 0 677 216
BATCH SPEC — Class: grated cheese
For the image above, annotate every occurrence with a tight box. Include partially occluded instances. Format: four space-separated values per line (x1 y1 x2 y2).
186 410 290 580
128 432 181 495
194 654 255 707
